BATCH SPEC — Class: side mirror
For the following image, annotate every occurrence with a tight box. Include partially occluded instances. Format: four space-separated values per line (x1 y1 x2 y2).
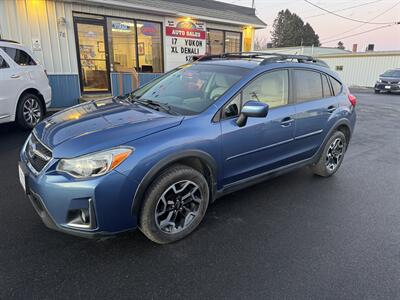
224 103 239 118
236 100 269 127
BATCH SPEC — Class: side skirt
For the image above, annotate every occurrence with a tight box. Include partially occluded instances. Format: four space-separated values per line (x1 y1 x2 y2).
215 157 314 199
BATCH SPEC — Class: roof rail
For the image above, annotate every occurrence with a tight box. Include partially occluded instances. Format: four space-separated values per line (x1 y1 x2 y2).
0 39 20 44
195 51 329 68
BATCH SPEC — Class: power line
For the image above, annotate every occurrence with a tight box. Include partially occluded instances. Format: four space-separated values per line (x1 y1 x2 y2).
305 0 383 19
321 0 400 41
321 23 399 44
304 0 399 25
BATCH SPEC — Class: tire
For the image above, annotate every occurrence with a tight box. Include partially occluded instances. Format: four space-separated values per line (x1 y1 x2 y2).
16 93 44 130
310 131 347 177
139 164 210 244
374 89 380 94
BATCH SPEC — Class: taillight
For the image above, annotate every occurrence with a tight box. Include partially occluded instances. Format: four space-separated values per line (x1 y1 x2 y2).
44 69 48 77
348 94 357 107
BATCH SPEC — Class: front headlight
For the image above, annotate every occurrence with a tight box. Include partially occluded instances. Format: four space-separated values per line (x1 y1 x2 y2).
57 147 133 178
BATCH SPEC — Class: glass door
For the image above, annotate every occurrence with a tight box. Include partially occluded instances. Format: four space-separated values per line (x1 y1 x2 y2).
75 19 110 93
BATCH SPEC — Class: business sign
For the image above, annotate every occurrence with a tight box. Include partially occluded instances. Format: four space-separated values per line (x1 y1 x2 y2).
165 18 206 70
141 22 158 36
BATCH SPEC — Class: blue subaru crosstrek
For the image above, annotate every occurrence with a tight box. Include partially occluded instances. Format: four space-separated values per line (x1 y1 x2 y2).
19 53 356 244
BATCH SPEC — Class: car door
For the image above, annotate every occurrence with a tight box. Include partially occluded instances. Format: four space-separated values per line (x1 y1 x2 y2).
0 50 18 121
0 46 38 121
220 69 296 186
291 69 339 160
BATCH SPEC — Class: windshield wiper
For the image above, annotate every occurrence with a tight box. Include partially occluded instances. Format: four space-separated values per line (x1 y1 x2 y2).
132 98 180 115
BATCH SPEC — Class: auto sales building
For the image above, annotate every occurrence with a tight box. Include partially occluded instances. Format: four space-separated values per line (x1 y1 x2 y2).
0 0 266 107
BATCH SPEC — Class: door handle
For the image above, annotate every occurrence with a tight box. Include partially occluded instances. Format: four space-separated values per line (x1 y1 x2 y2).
10 74 20 79
327 105 336 113
280 117 294 127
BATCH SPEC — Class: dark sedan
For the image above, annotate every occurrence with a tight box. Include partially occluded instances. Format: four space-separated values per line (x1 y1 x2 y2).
374 69 400 94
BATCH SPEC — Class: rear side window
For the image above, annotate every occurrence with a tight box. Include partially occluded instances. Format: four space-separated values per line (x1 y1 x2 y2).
330 77 342 95
0 55 9 69
293 69 323 103
322 74 332 97
0 47 36 66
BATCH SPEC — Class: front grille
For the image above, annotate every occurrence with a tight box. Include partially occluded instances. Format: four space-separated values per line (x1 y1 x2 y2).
25 134 52 173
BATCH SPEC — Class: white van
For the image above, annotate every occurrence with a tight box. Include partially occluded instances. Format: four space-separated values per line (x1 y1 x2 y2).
0 40 51 129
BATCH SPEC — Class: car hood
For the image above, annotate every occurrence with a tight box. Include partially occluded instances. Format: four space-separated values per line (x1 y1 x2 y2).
34 98 183 158
379 76 400 82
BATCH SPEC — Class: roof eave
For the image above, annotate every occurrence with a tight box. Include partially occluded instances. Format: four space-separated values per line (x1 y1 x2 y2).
65 0 267 28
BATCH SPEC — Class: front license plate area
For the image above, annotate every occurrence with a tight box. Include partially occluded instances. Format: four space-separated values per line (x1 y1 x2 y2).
385 85 391 89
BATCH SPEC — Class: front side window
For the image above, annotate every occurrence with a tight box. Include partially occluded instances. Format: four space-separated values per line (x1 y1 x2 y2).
0 47 36 66
242 70 289 108
134 64 249 115
293 69 323 103
0 55 9 69
137 21 162 73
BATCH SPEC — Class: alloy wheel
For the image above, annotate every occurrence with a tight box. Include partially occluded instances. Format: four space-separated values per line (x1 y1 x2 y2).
326 137 344 172
23 98 42 127
155 180 203 234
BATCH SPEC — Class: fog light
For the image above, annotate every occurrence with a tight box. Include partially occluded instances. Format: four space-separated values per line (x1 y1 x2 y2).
80 209 89 224
66 198 96 230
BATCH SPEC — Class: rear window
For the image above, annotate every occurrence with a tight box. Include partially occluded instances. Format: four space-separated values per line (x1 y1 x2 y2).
330 77 342 95
0 47 36 66
293 69 323 102
0 55 9 69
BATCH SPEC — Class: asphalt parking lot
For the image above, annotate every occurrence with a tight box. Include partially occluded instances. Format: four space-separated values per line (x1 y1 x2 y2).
0 91 399 299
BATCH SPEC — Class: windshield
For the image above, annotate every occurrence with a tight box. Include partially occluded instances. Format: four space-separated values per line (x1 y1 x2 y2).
132 64 250 115
382 70 400 77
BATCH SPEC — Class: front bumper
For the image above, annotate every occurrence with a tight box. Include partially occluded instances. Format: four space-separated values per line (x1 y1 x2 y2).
19 151 140 238
374 83 400 92
43 85 52 108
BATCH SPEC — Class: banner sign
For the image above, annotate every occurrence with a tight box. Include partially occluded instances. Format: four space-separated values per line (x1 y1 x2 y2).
165 18 207 70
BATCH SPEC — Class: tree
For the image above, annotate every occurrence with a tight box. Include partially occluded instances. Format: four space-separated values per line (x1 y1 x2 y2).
271 9 320 47
337 41 345 50
254 36 267 50
302 23 320 47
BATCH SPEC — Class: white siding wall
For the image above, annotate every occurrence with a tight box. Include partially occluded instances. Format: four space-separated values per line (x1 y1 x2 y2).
320 54 400 87
0 0 244 75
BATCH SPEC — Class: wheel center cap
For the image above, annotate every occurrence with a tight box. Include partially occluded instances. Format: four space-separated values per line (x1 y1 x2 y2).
175 199 181 209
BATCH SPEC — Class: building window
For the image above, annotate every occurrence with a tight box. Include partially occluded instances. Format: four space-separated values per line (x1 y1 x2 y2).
207 29 224 55
137 21 163 73
109 19 137 73
207 29 242 55
108 18 162 73
225 31 241 53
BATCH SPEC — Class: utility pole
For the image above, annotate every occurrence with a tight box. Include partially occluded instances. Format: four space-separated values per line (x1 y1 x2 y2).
252 0 255 8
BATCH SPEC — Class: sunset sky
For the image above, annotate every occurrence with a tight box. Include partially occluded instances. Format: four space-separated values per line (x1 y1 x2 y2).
219 0 400 51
